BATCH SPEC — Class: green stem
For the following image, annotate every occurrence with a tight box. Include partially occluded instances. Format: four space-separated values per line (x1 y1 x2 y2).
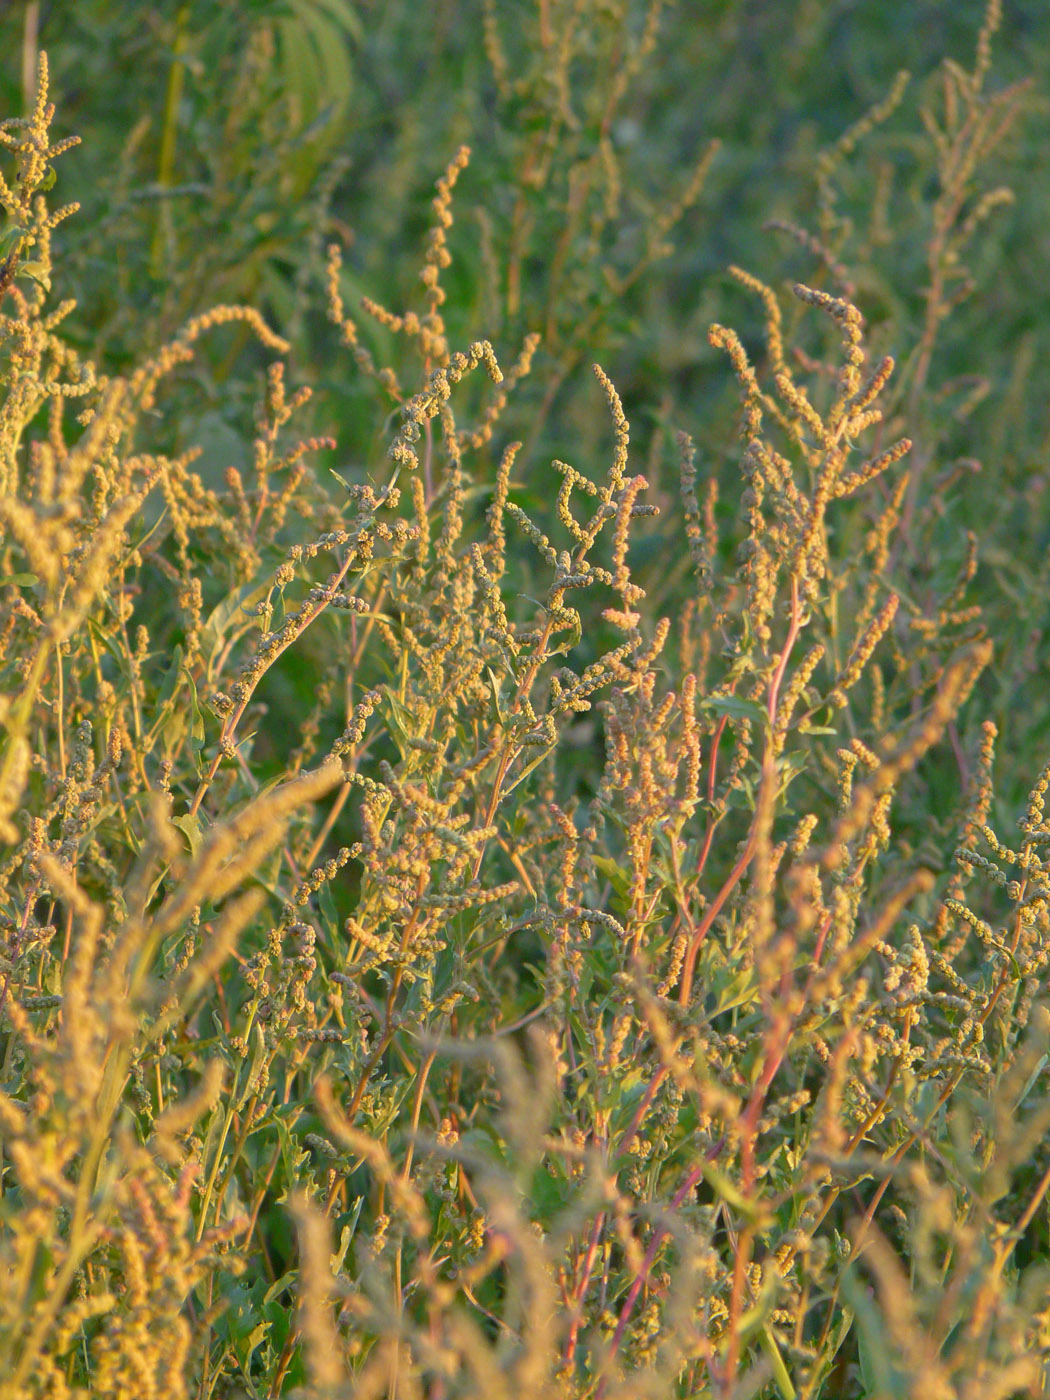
151 3 191 279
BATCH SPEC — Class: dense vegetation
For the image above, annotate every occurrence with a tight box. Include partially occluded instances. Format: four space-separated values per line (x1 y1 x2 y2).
1 2 1048 1396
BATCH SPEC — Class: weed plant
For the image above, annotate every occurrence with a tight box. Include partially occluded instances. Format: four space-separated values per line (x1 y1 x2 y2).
0 3 1049 1398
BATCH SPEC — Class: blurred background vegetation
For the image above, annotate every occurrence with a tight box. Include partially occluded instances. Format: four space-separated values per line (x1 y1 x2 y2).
3 0 1047 853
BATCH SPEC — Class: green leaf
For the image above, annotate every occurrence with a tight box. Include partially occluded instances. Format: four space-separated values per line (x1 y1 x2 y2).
172 811 204 858
17 261 50 291
701 1160 767 1225
317 879 339 939
86 615 129 672
776 749 811 793
757 1325 796 1400
518 592 548 614
236 1021 269 1111
0 225 26 260
272 1107 311 1190
841 1265 909 1399
503 742 556 797
156 645 185 708
486 666 506 725
700 694 770 728
332 1198 364 1271
144 645 191 755
1015 1053 1049 1111
201 573 274 672
594 854 632 903
381 687 417 760
263 1269 300 1308
710 964 760 1016
182 665 207 749
304 0 363 43
548 607 582 658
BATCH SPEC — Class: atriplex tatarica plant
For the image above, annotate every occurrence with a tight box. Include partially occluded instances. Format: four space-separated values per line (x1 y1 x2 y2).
1 5 1047 1397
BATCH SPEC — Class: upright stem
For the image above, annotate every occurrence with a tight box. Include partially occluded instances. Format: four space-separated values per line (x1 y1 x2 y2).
151 3 190 279
21 2 39 112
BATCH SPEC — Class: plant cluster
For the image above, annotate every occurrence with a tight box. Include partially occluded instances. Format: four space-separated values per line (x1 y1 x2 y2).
0 3 1048 1398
